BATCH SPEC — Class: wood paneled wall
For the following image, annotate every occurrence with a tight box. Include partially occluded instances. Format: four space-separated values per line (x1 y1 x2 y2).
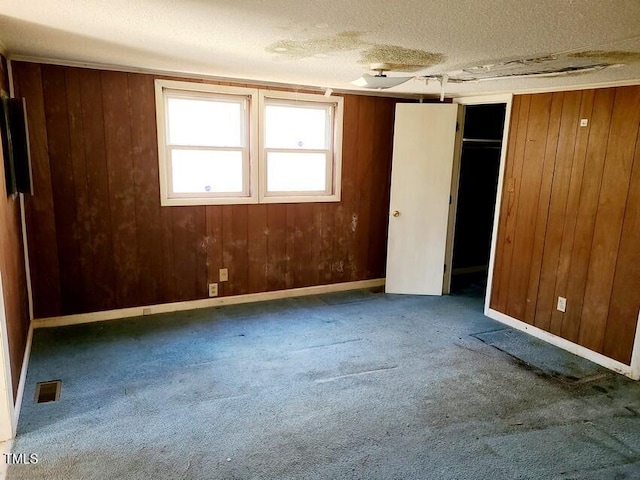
0 55 30 400
12 62 397 319
491 86 640 365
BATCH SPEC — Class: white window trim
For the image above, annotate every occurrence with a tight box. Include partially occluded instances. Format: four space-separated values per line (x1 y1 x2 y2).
154 79 259 206
258 90 343 204
155 80 343 206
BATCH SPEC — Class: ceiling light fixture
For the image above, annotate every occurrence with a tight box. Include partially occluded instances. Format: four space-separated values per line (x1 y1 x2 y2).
351 64 413 89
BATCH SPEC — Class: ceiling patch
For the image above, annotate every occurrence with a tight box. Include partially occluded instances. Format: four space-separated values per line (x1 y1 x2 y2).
568 50 640 63
423 53 623 83
266 31 366 58
359 45 445 72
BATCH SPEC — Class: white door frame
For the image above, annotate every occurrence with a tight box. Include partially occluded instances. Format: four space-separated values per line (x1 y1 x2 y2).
450 94 513 309
442 107 466 294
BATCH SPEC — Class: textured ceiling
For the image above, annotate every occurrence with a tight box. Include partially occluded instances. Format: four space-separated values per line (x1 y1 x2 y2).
0 0 639 97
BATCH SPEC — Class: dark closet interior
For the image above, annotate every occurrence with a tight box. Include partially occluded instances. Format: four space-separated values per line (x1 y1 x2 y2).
450 103 506 293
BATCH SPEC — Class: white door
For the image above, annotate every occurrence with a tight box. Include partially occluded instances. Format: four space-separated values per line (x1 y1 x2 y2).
386 103 459 295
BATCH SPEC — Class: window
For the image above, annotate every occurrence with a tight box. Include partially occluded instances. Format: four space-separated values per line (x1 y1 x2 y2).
155 80 258 205
259 91 343 203
155 80 343 206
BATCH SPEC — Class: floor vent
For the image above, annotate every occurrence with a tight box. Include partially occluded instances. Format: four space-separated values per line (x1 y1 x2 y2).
34 380 62 403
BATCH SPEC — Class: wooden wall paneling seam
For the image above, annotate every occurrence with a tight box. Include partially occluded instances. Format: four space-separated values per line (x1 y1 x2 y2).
555 90 596 339
378 98 396 276
265 204 287 292
205 206 223 294
353 96 376 281
180 211 203 298
128 73 164 306
505 94 553 320
292 203 316 288
318 203 334 284
284 204 295 289
290 204 304 287
310 203 326 285
247 204 268 293
160 205 176 302
101 71 140 308
602 122 640 364
231 205 249 295
547 91 584 335
65 68 96 312
368 98 394 278
77 69 117 312
16 63 62 317
310 203 323 285
333 95 359 284
523 92 563 324
562 88 615 343
579 86 640 352
221 205 234 296
194 206 208 299
490 95 521 311
491 95 529 313
156 71 176 302
171 208 194 300
533 91 582 332
41 65 84 314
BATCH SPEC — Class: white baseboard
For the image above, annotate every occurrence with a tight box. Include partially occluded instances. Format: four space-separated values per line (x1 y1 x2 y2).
485 307 638 380
34 279 386 329
13 323 33 430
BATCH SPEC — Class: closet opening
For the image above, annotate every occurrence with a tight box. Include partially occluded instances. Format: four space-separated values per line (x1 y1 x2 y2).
449 103 506 294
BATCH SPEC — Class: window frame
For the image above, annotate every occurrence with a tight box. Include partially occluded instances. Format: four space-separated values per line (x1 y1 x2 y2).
258 90 343 204
155 80 343 206
155 80 259 206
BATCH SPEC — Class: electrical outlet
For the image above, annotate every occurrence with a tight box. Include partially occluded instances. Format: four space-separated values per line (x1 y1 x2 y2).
208 283 218 297
580 118 589 127
557 296 567 313
219 268 228 282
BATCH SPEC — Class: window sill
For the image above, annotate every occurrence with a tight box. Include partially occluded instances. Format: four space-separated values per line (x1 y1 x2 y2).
160 196 258 207
259 193 341 204
160 192 341 206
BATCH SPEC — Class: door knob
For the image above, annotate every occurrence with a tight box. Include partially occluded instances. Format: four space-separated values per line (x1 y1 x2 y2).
392 210 400 217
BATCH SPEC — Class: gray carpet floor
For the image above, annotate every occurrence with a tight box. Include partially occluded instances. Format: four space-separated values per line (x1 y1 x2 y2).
7 289 640 479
